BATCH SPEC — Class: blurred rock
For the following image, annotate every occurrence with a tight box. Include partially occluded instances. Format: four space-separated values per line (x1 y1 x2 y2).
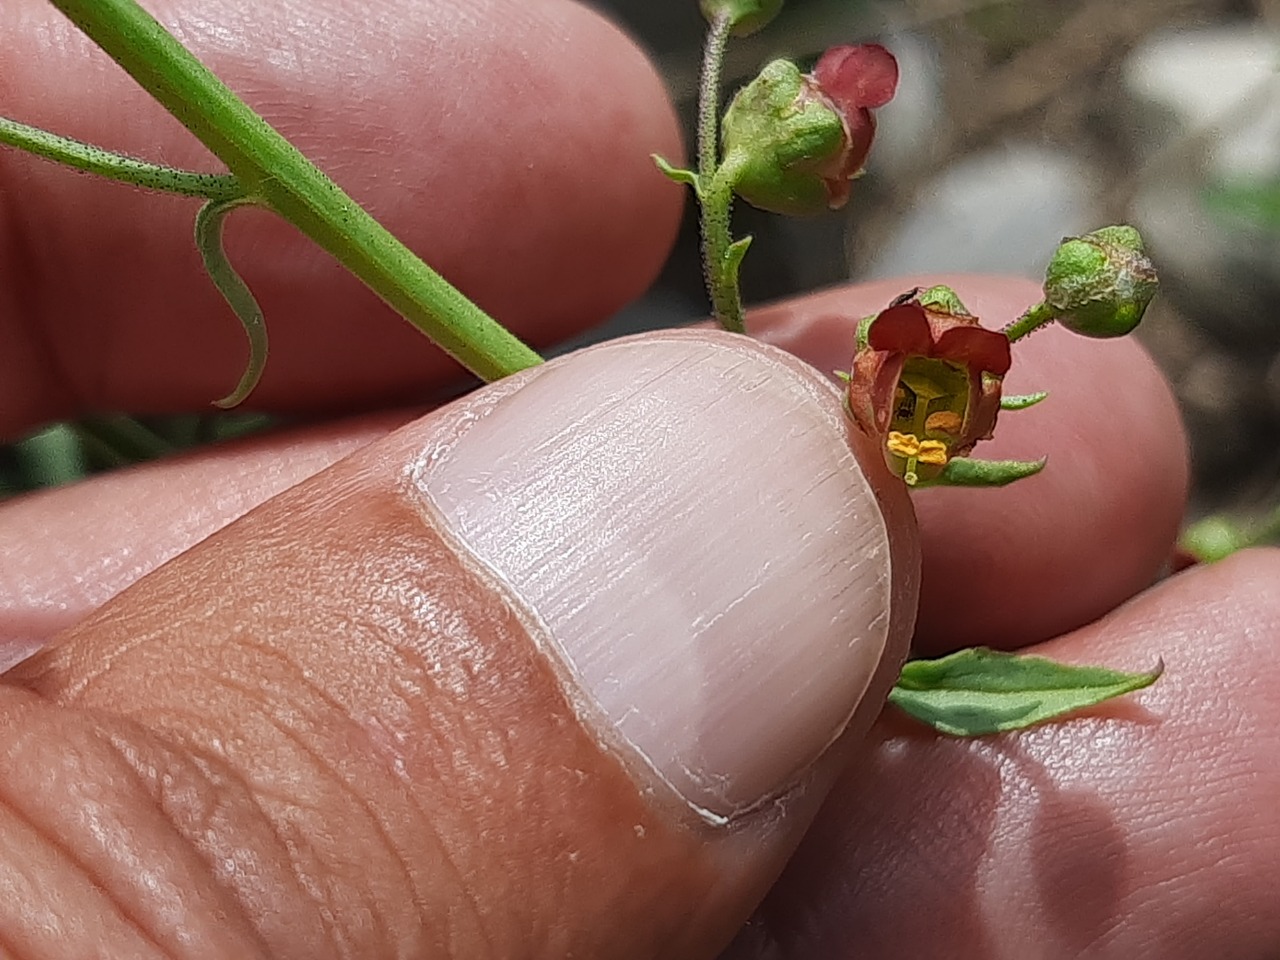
1123 24 1280 354
870 32 945 177
860 144 1100 280
1123 25 1280 180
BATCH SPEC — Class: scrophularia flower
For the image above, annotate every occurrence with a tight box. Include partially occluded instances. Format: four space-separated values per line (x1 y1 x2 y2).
847 286 1012 486
719 43 899 216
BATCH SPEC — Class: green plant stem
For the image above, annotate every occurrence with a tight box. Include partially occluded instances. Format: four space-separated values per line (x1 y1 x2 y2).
696 13 749 333
0 115 242 199
701 157 749 332
49 0 542 383
1003 300 1058 343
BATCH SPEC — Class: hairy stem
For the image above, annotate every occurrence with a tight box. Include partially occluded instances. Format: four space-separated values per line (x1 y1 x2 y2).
48 0 542 383
1003 300 1058 343
701 157 749 333
0 115 242 199
695 13 749 332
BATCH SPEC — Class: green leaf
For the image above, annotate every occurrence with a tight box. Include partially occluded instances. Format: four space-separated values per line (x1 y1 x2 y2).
889 647 1163 737
928 456 1046 487
1001 391 1048 411
723 235 753 278
1204 177 1280 231
652 154 702 196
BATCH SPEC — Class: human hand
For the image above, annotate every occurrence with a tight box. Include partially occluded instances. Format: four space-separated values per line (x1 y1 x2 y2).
2 1 1277 957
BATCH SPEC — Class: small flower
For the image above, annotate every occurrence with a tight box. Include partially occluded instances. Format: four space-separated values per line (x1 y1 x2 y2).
719 44 898 216
847 286 1012 486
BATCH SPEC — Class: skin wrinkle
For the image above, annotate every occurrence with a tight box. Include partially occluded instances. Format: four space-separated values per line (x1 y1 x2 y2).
0 788 171 960
0 0 682 429
0 696 277 959
10 432 743 956
138 671 466 958
94 725 319 957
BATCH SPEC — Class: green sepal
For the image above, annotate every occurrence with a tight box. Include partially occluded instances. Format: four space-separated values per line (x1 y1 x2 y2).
1000 391 1048 411
923 456 1047 487
918 284 971 316
854 312 876 349
719 60 846 216
832 369 852 383
653 155 702 197
889 647 1164 737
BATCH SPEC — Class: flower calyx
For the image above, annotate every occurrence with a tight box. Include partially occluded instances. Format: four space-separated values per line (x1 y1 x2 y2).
719 43 898 216
846 286 1045 489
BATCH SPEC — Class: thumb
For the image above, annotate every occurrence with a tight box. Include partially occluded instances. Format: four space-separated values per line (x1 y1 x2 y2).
1 331 917 958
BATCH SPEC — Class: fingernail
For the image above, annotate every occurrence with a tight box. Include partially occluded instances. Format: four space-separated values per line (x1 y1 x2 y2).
412 332 895 821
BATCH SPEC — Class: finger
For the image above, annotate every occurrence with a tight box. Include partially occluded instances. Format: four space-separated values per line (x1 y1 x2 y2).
1 331 918 957
0 410 414 665
0 276 1186 661
724 549 1280 960
746 276 1189 651
0 0 682 435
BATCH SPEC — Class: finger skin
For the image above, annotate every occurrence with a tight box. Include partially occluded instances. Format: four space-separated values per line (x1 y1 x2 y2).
0 333 919 958
749 276 1189 651
0 278 1187 662
0 411 412 665
724 549 1280 960
0 0 683 434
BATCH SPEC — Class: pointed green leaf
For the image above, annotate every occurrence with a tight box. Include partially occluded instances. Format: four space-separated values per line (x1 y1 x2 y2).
652 154 702 196
723 235 753 277
889 647 1163 737
1001 391 1049 411
929 456 1047 487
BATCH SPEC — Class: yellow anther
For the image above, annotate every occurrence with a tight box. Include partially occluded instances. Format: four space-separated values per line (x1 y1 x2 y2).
917 440 950 465
886 430 920 458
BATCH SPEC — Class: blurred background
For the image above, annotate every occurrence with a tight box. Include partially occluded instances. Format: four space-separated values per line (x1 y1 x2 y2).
6 0 1279 546
577 0 1280 532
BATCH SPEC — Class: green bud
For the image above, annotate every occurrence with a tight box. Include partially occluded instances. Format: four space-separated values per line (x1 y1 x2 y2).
1042 225 1158 338
719 59 846 216
700 0 783 36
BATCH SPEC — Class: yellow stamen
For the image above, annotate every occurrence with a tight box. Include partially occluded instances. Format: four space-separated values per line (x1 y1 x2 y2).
886 430 920 458
917 440 950 465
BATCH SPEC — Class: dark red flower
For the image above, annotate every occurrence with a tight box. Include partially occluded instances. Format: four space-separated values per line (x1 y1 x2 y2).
808 44 899 208
847 287 1011 485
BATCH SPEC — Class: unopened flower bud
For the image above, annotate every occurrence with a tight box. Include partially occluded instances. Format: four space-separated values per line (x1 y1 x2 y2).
1043 225 1158 338
720 44 898 216
700 0 783 36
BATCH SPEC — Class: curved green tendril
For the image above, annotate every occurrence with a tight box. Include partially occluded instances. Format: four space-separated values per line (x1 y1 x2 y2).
0 115 242 200
194 198 267 408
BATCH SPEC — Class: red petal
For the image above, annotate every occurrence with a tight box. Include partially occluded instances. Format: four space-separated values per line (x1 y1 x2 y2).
933 325 1012 375
847 348 904 437
813 44 899 112
867 303 933 355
